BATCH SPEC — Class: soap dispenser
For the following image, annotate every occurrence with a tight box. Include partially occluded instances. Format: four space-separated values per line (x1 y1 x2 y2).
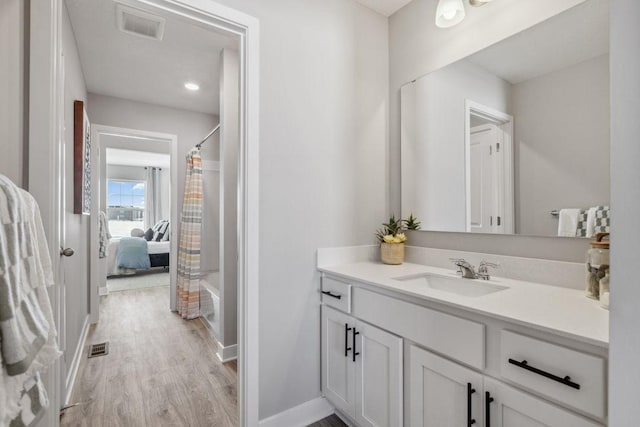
585 233 609 300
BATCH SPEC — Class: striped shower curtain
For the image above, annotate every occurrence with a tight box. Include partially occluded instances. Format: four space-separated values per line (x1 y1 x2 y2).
177 149 203 319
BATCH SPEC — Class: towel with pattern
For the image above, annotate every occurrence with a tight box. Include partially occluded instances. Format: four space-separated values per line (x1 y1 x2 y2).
0 175 61 426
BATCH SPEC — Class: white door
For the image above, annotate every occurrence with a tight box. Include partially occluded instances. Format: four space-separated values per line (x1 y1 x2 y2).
470 124 505 234
409 345 483 427
322 306 356 418
484 377 603 427
354 321 403 427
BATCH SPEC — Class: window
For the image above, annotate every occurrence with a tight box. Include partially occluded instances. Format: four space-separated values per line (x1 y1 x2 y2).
107 180 145 237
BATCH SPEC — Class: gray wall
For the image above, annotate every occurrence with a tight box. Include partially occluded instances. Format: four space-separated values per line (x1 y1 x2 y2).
87 94 218 270
209 0 389 420
513 54 610 236
0 0 26 187
390 0 590 262
609 0 640 424
219 48 239 348
61 1 90 391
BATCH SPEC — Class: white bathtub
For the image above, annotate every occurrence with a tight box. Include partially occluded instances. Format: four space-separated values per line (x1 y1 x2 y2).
200 271 220 338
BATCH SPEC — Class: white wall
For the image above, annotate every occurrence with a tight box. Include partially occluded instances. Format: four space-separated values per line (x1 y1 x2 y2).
219 48 239 348
609 0 640 424
389 0 593 261
513 54 610 236
208 0 389 420
61 1 90 393
401 60 511 232
0 0 25 187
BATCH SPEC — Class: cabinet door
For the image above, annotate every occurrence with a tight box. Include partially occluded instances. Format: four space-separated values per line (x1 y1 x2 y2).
409 345 483 427
322 305 356 418
484 377 603 427
354 320 403 427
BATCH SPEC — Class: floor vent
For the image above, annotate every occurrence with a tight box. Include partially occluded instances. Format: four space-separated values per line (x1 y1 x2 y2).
88 342 109 358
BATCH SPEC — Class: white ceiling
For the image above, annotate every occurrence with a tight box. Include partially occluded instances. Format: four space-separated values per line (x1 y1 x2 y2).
106 148 171 168
65 0 239 115
467 0 609 84
353 0 413 16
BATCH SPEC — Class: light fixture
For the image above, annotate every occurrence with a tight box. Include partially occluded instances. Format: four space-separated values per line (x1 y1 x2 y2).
435 0 466 28
184 82 200 91
469 0 493 6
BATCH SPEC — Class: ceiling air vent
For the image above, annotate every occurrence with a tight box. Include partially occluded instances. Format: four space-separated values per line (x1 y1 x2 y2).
116 4 166 41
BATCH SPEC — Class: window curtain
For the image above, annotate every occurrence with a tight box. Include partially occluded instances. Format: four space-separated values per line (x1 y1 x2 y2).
144 167 162 228
177 149 202 319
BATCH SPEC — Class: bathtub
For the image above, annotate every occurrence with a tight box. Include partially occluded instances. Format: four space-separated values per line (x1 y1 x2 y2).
199 271 220 339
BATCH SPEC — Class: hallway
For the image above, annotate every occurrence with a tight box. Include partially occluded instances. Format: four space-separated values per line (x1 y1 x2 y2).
61 287 237 427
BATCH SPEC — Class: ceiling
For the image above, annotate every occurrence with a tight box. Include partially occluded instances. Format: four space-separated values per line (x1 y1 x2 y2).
65 0 238 115
353 0 413 16
467 0 609 84
106 148 171 168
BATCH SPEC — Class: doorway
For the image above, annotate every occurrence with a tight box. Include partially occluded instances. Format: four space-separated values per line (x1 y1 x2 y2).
465 100 515 235
28 1 260 426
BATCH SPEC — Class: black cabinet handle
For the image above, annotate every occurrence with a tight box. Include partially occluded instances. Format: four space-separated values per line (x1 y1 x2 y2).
321 290 342 300
467 383 476 426
344 323 352 357
508 359 580 390
485 391 494 427
352 327 360 362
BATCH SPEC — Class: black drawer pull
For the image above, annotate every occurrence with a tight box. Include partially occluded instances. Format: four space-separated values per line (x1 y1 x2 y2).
485 392 494 427
344 323 352 357
352 327 360 362
321 290 342 300
467 383 476 426
508 359 580 390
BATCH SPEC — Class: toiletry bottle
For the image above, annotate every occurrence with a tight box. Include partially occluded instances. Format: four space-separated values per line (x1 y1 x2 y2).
585 233 609 300
599 270 610 310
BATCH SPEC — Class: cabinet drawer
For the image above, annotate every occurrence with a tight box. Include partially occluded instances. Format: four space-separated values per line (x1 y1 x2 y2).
500 330 606 419
322 276 352 313
353 288 485 369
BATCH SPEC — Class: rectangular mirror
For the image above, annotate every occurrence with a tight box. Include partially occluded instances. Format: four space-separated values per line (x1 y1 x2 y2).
401 0 609 238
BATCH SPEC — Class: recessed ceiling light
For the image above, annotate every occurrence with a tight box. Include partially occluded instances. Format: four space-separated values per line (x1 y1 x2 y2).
184 82 200 91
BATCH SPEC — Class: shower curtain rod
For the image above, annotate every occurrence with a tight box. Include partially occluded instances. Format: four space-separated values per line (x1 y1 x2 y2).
196 123 221 149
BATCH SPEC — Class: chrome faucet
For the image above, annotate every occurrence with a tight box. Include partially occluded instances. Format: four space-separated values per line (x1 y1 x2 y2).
450 258 499 280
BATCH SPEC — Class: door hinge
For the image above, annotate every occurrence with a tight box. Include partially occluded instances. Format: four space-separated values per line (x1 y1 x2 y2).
497 216 501 226
496 143 500 152
489 145 492 155
490 216 493 226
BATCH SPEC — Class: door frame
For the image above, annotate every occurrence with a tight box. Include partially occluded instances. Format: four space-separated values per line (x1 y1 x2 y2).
464 99 515 234
29 0 261 425
89 125 179 319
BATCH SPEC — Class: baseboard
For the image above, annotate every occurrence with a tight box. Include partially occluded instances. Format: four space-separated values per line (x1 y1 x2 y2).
259 397 334 427
216 342 237 362
64 315 90 406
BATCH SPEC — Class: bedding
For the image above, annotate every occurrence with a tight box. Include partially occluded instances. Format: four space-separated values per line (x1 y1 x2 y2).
106 238 171 276
116 237 151 270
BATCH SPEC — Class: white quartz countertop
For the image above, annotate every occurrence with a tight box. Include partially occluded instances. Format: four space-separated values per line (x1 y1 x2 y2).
319 261 609 348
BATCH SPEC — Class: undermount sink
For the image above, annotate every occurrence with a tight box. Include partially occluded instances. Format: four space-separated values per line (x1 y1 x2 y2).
393 273 509 297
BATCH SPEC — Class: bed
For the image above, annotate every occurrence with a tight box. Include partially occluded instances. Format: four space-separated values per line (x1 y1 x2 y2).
106 238 171 276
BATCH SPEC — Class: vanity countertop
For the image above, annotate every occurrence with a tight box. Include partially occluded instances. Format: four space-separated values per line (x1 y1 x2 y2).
319 261 609 348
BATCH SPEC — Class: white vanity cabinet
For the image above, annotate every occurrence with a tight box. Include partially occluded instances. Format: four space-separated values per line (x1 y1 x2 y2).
409 345 603 427
320 273 607 427
321 305 403 427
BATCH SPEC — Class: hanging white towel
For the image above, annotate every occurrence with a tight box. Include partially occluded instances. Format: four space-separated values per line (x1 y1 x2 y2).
557 209 581 237
0 175 61 427
585 207 598 238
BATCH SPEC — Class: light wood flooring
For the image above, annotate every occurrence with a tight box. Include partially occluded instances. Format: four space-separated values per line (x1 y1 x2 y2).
60 287 238 427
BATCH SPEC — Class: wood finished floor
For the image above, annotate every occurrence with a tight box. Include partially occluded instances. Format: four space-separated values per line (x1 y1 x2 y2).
60 287 238 427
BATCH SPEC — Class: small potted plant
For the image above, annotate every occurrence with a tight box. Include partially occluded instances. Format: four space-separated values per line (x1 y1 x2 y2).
376 214 421 265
